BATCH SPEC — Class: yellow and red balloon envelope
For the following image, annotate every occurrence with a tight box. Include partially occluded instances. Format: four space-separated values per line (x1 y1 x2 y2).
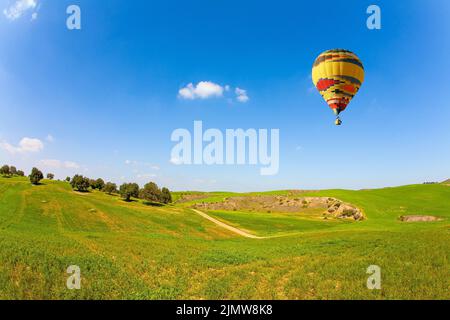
312 49 365 123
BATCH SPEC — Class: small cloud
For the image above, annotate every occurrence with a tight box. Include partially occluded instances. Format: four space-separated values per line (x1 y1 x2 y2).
295 146 303 151
125 160 160 170
3 0 38 21
64 161 80 169
46 134 54 143
39 159 80 169
30 11 37 20
178 81 225 100
170 157 183 165
235 88 249 103
136 173 157 180
0 137 43 154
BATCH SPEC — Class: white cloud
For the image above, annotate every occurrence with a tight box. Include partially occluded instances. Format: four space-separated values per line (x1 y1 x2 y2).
0 137 43 154
39 159 61 168
64 161 80 169
31 11 37 20
235 88 249 103
179 81 225 100
125 160 160 170
46 134 54 143
39 159 80 169
3 0 37 21
170 157 183 165
136 173 157 179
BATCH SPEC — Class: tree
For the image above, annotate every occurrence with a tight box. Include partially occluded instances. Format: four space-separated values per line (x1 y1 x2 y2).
139 182 162 202
161 187 173 204
95 178 105 190
0 165 10 176
90 178 105 190
17 170 25 177
47 173 55 180
66 177 71 182
103 182 117 195
89 179 97 189
10 166 17 176
119 183 139 202
29 167 44 185
70 175 90 192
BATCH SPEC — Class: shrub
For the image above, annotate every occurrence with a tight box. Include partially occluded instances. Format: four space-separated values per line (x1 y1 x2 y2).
10 166 17 176
91 178 105 190
47 173 55 180
29 167 44 185
161 187 172 204
139 182 162 202
17 170 25 177
0 165 10 176
119 183 139 202
70 175 90 192
103 182 118 195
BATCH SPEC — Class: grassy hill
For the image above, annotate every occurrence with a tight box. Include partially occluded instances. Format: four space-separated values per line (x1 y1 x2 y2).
0 177 449 299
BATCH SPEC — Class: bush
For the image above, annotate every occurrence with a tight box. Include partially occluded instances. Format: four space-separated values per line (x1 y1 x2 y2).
65 177 71 182
47 173 55 180
70 175 90 192
103 182 118 195
91 178 105 190
139 182 162 202
119 183 139 202
0 165 10 176
10 166 17 176
17 170 25 177
29 167 44 185
161 187 172 204
139 182 172 204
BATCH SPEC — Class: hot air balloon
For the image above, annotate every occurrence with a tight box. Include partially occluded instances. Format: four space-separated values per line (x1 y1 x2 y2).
312 49 365 125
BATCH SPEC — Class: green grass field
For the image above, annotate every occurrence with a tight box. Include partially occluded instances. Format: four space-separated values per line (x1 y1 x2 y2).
0 177 449 300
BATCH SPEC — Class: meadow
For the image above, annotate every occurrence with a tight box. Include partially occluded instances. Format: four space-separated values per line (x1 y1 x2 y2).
0 177 448 300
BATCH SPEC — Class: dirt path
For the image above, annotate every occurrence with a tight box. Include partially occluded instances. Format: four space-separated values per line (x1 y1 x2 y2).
192 209 267 239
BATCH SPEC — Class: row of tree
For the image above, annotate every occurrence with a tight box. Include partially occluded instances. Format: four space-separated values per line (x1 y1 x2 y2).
1 165 55 185
1 164 173 205
0 165 25 177
69 175 172 204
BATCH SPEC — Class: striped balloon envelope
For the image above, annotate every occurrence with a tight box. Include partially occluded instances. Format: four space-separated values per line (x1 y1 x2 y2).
312 49 365 125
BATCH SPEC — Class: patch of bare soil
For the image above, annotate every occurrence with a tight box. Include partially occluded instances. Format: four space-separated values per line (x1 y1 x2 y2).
194 196 364 221
399 215 442 222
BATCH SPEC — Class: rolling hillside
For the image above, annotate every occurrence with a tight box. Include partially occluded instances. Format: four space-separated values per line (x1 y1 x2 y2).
0 177 449 299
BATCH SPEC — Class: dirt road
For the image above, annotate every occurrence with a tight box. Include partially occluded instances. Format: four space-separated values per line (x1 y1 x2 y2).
191 209 266 239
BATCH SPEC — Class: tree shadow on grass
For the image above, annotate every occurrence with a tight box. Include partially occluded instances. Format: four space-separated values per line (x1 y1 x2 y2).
73 189 91 194
142 201 165 207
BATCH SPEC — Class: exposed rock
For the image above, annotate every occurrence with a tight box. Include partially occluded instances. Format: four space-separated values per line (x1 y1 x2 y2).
399 215 442 222
193 195 364 221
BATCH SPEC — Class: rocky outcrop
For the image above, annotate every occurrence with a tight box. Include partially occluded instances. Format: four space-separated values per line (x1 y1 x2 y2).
324 198 364 221
193 195 365 221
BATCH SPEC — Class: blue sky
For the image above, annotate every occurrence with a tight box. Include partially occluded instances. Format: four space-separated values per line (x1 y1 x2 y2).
1 0 450 191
